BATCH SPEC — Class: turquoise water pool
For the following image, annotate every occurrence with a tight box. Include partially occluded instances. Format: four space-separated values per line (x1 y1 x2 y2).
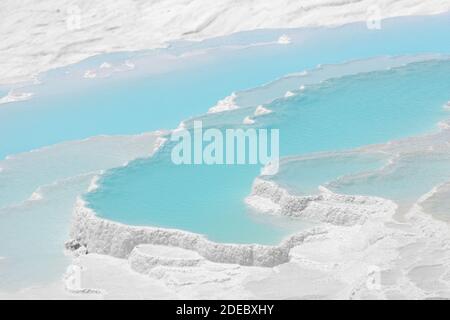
0 13 450 290
0 13 449 160
86 60 450 244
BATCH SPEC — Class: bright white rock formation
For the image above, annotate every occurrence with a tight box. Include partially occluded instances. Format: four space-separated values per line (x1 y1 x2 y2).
70 198 326 267
208 93 239 113
254 105 273 116
1 0 449 84
246 178 397 226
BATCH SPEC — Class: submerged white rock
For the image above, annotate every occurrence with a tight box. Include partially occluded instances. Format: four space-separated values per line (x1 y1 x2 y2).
99 62 112 69
83 70 97 79
444 101 450 110
254 105 272 116
124 60 135 70
0 90 33 105
243 116 255 125
29 191 43 201
438 120 450 130
284 90 296 98
277 34 291 45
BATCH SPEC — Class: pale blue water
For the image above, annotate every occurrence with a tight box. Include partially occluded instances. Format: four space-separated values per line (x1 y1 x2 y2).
266 153 388 195
0 175 90 289
88 154 307 245
0 13 449 159
0 12 449 281
330 153 450 208
0 13 449 292
270 60 450 155
86 60 450 244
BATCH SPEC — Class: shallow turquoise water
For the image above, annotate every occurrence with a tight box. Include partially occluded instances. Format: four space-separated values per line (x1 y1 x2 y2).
0 13 449 159
88 153 307 245
0 12 448 251
87 60 450 244
0 13 449 290
271 61 450 155
330 153 450 208
267 153 388 195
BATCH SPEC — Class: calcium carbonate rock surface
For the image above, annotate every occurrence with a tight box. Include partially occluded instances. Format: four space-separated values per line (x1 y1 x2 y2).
246 178 397 226
71 198 323 267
